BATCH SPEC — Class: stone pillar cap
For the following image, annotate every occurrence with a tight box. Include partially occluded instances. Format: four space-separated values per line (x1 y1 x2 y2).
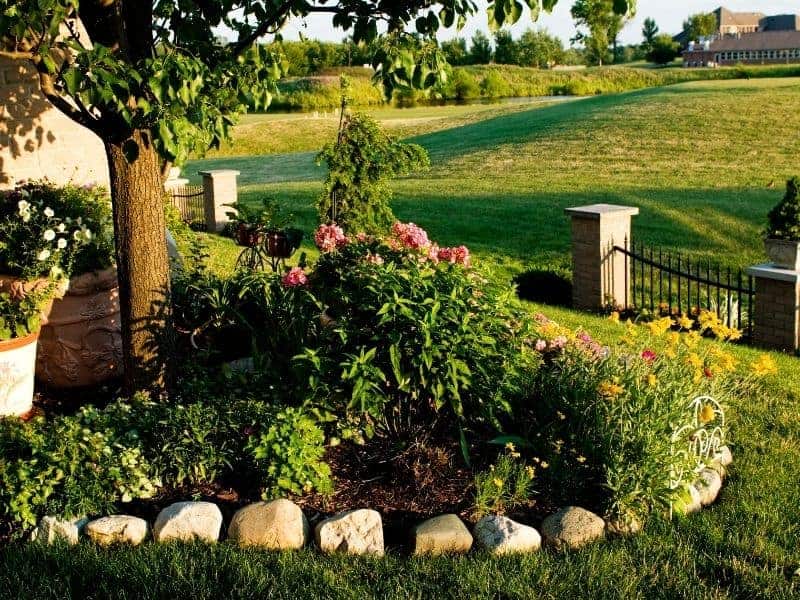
747 263 800 283
197 170 241 176
564 204 639 219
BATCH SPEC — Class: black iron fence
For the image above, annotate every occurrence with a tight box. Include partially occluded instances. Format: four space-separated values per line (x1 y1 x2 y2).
614 238 755 339
168 184 205 226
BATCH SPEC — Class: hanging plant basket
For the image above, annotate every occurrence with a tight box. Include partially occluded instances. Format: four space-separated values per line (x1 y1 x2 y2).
235 224 263 248
265 228 304 259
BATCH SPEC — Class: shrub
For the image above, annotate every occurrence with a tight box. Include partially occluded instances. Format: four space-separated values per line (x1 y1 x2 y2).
0 182 111 281
247 406 333 499
480 70 512 99
317 112 429 234
511 316 759 523
766 177 800 241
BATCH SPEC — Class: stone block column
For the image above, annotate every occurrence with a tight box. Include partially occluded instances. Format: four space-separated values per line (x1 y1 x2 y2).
746 264 800 352
565 204 639 311
199 169 239 233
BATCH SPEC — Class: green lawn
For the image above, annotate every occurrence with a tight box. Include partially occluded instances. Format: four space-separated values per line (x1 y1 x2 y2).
187 77 800 278
4 78 798 599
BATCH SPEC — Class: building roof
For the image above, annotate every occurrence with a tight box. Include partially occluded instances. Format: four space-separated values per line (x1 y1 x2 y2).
715 7 765 28
760 14 800 32
710 30 800 51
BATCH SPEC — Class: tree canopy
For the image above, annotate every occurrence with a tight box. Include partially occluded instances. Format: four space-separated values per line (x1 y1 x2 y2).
683 12 718 43
571 0 636 66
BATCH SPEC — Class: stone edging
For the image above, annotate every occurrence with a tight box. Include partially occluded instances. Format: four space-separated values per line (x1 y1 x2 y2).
30 447 733 555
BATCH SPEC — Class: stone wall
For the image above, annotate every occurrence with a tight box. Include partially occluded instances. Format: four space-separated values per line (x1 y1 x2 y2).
0 57 109 190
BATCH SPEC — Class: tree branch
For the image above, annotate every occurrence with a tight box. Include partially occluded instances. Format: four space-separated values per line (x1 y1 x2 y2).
230 1 295 57
0 50 34 60
36 68 103 136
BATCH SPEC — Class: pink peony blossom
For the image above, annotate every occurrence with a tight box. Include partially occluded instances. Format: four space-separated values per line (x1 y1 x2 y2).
427 244 441 264
535 339 547 352
391 221 430 251
451 245 471 267
436 247 453 263
282 267 308 287
365 252 384 265
314 223 347 252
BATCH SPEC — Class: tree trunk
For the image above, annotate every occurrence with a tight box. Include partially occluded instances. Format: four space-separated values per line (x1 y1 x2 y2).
105 129 172 396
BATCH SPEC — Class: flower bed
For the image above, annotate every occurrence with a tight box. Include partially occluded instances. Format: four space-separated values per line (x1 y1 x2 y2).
0 222 777 545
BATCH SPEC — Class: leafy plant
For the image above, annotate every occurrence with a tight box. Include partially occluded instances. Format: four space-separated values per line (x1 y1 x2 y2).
766 177 800 241
316 110 430 234
0 291 45 340
473 447 536 518
247 406 333 499
224 197 294 233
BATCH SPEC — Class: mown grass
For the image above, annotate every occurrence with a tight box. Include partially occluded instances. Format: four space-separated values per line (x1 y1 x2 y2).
188 78 800 278
7 78 797 600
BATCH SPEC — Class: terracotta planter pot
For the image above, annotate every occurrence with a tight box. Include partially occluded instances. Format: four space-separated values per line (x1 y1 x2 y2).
0 331 38 417
36 268 122 388
765 238 800 271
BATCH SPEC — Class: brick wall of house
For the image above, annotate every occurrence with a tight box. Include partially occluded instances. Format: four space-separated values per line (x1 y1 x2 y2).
0 57 109 190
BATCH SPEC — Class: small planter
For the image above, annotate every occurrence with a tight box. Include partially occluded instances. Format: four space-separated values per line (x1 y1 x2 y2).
0 331 38 417
765 238 800 271
235 225 263 248
36 268 122 388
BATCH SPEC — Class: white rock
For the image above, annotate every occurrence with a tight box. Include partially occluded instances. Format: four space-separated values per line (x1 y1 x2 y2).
412 514 473 556
715 446 733 467
473 515 541 555
541 506 605 550
30 516 88 546
314 509 384 556
85 515 149 546
694 468 723 506
153 501 222 543
228 500 309 550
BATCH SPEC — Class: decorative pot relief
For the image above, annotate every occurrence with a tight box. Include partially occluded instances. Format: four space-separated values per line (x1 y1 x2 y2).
36 268 123 388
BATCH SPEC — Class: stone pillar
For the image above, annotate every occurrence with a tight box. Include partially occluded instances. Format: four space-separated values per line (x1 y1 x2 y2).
199 169 239 233
565 204 639 311
746 264 800 352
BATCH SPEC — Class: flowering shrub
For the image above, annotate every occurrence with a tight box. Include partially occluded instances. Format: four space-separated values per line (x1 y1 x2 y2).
507 316 770 524
281 267 308 287
473 444 536 518
313 223 347 252
0 181 114 281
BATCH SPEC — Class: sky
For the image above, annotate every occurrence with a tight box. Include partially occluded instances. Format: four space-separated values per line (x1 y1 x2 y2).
267 1 800 47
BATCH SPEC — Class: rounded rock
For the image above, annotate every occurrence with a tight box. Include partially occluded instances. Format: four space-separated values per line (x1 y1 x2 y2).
473 515 541 555
412 514 473 556
673 484 703 516
541 506 605 550
85 515 149 546
228 499 309 550
153 501 223 544
694 468 723 506
315 509 384 556
30 516 88 546
716 446 733 467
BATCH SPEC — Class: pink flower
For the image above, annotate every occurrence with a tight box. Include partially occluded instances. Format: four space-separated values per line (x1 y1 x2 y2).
427 244 441 264
391 221 430 251
534 313 551 325
641 349 657 364
365 252 384 265
314 223 347 252
535 339 547 352
282 267 308 287
551 335 568 349
356 232 369 242
451 245 471 267
437 247 452 262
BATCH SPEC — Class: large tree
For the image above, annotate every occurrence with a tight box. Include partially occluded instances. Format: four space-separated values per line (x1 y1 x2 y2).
571 0 636 66
641 17 659 53
683 12 717 43
0 0 633 395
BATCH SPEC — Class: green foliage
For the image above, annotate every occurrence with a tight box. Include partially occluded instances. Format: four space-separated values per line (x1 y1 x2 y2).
446 69 482 100
473 448 536 517
517 29 565 68
647 34 680 66
494 30 519 65
641 17 659 52
469 31 494 64
0 292 43 340
0 182 105 281
440 38 469 66
317 112 429 233
683 12 718 43
247 407 333 498
766 177 800 241
571 0 635 66
224 197 293 231
0 402 161 528
480 70 513 98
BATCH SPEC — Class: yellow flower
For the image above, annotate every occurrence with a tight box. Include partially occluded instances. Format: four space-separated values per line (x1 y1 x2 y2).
509 451 521 459
683 330 701 348
751 354 778 376
676 313 694 330
540 461 549 469
698 404 716 424
687 353 703 369
598 381 625 398
556 411 566 421
505 442 516 452
609 311 620 323
525 466 536 479
647 373 658 387
645 317 672 337
693 370 703 384
493 477 504 488
667 332 680 347
576 455 587 463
